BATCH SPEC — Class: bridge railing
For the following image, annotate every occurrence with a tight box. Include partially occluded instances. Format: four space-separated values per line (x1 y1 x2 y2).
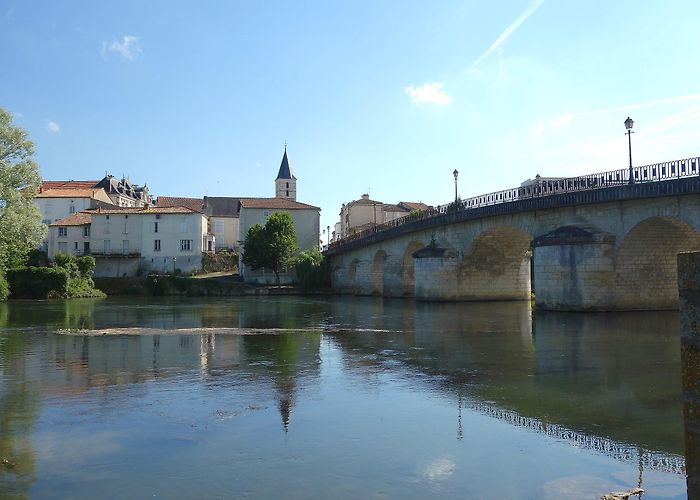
329 156 700 250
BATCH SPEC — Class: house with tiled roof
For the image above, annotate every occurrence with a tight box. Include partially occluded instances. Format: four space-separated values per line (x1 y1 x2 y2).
47 211 93 259
338 195 432 238
48 206 213 276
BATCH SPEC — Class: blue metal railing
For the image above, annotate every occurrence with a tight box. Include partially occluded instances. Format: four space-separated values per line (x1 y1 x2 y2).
329 156 700 250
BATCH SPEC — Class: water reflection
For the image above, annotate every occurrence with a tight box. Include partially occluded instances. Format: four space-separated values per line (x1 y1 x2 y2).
0 297 686 497
0 317 38 499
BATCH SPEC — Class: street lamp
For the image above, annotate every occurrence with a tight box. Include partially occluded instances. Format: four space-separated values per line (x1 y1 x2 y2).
453 169 459 202
625 117 634 185
172 256 177 274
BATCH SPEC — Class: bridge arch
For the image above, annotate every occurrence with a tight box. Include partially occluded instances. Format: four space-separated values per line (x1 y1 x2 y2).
615 216 700 309
401 240 425 296
371 250 387 296
459 226 533 300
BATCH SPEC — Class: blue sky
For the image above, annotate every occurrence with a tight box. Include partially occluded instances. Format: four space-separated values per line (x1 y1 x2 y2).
2 1 700 238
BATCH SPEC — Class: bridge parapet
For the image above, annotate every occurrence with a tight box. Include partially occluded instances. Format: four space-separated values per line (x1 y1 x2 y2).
326 157 700 257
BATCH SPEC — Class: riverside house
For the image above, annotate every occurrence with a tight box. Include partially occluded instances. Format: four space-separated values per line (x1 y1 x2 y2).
48 206 213 277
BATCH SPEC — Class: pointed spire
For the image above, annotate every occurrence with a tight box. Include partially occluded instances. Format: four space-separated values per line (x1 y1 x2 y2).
276 146 296 180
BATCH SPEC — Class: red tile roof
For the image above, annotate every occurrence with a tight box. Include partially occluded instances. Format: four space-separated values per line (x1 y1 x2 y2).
238 198 320 210
35 188 108 199
91 206 199 215
156 196 204 212
40 180 100 191
399 201 431 211
49 211 92 226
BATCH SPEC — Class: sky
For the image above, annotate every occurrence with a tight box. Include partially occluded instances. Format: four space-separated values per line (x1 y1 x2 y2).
2 1 700 241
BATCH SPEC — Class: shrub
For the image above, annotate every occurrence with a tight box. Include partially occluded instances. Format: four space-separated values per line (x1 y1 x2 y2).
75 255 96 277
7 266 69 298
202 250 239 273
26 249 50 267
292 249 329 290
53 252 80 278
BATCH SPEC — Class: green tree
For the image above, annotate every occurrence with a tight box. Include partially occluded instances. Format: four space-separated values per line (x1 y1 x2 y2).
242 211 298 284
0 108 46 300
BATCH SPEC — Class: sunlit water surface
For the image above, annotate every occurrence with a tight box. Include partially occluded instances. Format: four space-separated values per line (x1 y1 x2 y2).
0 297 686 499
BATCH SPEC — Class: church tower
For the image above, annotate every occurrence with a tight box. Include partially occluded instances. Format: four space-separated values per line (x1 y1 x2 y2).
275 147 297 201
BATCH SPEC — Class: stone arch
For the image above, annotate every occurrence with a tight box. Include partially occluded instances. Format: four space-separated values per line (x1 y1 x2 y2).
615 216 700 309
371 250 387 295
401 240 425 296
459 226 533 300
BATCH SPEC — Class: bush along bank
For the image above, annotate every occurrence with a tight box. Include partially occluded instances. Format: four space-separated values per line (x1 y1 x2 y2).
7 253 106 299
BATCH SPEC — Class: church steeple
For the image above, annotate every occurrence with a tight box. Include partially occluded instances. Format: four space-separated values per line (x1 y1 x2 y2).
275 146 297 201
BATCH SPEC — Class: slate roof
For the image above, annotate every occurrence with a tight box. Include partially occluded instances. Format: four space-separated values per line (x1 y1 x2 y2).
204 196 241 217
156 196 205 213
238 198 319 210
275 149 296 180
49 211 92 226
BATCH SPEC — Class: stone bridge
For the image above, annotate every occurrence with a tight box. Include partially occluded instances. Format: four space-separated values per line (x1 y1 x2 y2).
325 158 700 310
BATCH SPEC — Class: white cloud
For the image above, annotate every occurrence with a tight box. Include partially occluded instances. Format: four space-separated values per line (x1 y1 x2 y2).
102 35 142 60
404 82 452 106
47 121 60 133
472 0 545 68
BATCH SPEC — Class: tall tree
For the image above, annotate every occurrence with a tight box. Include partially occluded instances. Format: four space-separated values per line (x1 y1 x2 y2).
0 108 46 299
242 212 298 284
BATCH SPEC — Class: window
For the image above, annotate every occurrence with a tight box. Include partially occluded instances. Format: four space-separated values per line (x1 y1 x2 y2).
263 211 270 217
286 190 289 197
122 240 129 254
154 222 159 233
58 242 67 252
104 222 110 234
74 242 78 251
155 214 161 219
286 182 289 188
58 227 67 237
69 205 76 214
83 226 90 237
214 220 224 234
154 239 161 252
180 239 192 251
180 222 188 233
104 240 111 254
106 215 110 220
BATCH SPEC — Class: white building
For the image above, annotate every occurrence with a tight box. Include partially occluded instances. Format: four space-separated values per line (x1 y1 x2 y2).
48 206 213 277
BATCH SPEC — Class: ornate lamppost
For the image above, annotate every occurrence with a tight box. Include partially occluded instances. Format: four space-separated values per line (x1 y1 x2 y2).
625 117 634 185
453 169 459 202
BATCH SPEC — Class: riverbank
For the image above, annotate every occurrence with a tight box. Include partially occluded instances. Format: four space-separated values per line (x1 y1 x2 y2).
94 274 333 297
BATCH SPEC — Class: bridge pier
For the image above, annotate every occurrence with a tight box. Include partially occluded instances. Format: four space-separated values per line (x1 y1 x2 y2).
532 225 615 311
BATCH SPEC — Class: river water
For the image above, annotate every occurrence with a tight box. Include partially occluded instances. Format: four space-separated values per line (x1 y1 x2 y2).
0 297 687 499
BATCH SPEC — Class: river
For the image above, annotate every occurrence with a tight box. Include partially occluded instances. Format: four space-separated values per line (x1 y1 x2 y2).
0 297 687 499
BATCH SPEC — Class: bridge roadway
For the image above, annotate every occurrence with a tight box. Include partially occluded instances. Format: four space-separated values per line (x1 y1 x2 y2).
324 157 700 310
